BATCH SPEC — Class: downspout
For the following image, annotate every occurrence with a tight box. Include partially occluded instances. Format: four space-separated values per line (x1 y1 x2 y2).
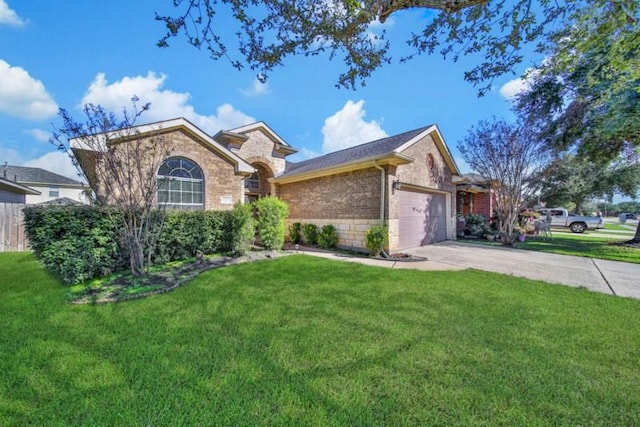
372 161 389 258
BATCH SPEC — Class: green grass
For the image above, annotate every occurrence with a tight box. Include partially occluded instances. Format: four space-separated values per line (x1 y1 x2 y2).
2 252 640 425
518 233 640 263
601 222 637 232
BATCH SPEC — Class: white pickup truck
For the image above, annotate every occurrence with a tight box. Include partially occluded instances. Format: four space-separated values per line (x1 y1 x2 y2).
537 208 604 233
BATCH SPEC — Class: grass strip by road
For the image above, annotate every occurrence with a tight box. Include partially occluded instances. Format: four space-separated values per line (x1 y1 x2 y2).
1 252 639 425
517 233 640 263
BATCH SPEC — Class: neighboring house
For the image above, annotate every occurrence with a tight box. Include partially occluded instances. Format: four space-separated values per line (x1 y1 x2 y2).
455 173 495 233
71 118 461 252
0 176 40 203
0 165 87 205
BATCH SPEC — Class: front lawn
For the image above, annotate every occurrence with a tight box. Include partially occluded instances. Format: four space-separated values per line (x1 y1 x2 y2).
518 233 640 264
1 252 639 425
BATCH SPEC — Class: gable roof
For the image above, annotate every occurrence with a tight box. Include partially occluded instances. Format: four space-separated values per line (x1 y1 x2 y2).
1 165 83 187
227 121 293 147
70 117 255 175
274 124 460 183
216 121 298 157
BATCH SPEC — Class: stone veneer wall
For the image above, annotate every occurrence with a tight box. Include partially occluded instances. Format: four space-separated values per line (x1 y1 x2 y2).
226 129 289 197
277 167 384 250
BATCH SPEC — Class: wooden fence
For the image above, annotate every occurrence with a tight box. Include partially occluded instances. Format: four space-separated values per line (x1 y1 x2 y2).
0 203 29 251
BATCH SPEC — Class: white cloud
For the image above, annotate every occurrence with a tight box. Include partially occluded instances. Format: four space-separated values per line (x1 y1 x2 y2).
22 151 80 181
81 72 256 134
241 78 271 97
0 0 24 26
23 128 51 143
321 100 387 153
499 68 541 99
499 77 529 99
0 60 58 120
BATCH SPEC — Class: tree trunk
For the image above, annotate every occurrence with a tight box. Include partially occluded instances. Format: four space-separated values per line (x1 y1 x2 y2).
630 221 640 244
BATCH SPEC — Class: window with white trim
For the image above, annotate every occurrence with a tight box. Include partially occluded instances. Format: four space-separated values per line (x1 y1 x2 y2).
157 157 204 210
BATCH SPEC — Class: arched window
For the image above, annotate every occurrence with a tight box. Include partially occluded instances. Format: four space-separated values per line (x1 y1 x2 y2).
157 157 204 210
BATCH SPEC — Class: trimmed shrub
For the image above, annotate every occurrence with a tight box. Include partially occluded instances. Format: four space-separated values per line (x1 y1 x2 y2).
317 224 339 249
23 205 126 285
155 210 229 263
255 196 289 250
303 223 318 245
365 224 387 256
288 222 302 244
464 213 492 237
228 202 255 255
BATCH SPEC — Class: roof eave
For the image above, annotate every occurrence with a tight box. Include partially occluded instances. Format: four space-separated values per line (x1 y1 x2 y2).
0 179 41 195
272 153 412 185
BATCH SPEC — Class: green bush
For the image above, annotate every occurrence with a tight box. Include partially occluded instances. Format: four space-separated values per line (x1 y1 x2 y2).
24 203 260 284
228 203 255 255
317 224 339 249
464 214 492 237
303 223 318 245
23 206 126 284
365 224 387 256
255 196 289 250
288 222 302 244
155 210 230 262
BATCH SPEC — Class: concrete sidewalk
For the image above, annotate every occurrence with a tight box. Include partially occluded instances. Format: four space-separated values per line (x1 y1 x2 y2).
294 241 640 299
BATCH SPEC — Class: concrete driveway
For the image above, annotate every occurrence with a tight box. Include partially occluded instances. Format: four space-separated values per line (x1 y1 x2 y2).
296 241 640 299
404 241 640 299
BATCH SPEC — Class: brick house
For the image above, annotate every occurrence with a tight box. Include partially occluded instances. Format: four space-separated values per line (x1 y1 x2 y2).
455 173 496 234
71 118 461 252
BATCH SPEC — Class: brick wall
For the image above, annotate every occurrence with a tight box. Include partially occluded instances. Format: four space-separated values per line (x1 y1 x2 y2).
278 167 381 219
387 134 456 248
277 167 383 249
96 129 243 211
167 130 243 210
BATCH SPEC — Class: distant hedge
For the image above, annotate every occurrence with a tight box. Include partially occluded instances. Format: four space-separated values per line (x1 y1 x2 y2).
23 203 256 285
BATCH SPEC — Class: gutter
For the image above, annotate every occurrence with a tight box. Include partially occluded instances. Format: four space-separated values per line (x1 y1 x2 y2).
372 161 385 224
372 160 390 258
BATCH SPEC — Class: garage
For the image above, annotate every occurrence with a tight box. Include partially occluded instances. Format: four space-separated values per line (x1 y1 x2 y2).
398 190 447 249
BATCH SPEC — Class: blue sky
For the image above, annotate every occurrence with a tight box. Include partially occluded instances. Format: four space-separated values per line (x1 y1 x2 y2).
1 0 533 181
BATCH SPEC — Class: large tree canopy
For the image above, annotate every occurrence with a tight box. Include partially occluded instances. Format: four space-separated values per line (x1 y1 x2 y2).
515 0 639 160
155 0 618 93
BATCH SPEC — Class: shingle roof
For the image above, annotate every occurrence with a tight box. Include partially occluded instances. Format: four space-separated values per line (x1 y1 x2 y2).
283 126 433 177
0 165 83 186
0 177 41 195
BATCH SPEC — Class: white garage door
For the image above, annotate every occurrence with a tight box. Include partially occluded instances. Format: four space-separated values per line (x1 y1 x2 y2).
398 190 447 249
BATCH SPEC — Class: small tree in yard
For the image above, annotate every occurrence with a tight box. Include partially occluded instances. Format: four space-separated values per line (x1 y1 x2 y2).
459 118 549 245
51 98 172 277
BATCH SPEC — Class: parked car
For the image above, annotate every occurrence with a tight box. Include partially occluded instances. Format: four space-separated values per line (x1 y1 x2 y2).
536 208 604 233
621 213 637 220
